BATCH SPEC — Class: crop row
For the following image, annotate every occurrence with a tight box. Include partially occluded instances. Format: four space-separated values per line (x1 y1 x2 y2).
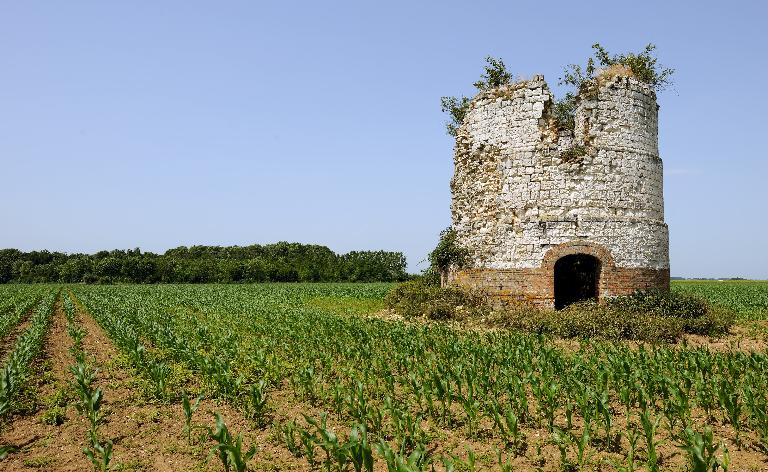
0 285 48 340
0 289 57 421
70 284 768 469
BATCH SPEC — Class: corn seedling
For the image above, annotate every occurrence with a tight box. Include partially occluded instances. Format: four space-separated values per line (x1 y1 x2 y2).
83 431 113 472
246 380 268 425
208 413 256 472
302 413 349 470
147 360 171 400
639 410 662 472
70 361 103 431
374 440 431 472
182 392 203 443
679 426 729 472
346 424 374 472
279 420 302 457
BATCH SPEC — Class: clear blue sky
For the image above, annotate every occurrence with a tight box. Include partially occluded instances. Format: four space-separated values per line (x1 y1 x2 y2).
1 1 766 278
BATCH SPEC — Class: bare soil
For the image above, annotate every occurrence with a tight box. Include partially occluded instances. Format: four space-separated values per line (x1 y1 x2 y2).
0 295 314 471
0 299 90 471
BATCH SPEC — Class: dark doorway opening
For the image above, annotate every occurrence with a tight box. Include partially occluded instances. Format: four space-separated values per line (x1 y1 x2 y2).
554 254 600 309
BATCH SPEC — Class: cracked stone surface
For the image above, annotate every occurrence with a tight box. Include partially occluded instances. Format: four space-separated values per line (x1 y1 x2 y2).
450 75 669 272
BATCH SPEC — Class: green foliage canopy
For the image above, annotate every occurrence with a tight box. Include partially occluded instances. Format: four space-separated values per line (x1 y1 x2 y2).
0 243 408 284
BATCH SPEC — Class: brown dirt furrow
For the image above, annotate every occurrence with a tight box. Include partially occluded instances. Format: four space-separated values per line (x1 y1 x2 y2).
65 294 313 471
0 298 214 471
69 301 205 471
0 298 92 471
70 296 310 471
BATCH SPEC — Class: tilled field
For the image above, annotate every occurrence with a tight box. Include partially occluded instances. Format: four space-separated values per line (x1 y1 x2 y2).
0 283 766 471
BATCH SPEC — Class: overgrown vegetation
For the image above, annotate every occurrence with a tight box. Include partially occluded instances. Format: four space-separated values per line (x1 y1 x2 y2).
422 227 469 285
385 280 490 320
439 96 472 138
606 289 733 335
554 43 675 131
496 294 734 342
552 98 577 132
560 43 675 94
386 285 733 341
441 56 513 136
472 56 513 91
559 144 588 163
442 45 674 136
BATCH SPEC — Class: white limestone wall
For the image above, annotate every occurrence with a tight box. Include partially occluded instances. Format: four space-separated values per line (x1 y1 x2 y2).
450 75 669 270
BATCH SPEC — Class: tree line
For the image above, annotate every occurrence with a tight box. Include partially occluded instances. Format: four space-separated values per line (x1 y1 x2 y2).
0 242 408 284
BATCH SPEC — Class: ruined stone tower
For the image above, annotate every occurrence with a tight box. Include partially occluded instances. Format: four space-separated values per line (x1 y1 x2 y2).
449 74 669 309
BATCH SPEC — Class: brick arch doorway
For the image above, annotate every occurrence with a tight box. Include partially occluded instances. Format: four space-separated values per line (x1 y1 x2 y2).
554 254 600 309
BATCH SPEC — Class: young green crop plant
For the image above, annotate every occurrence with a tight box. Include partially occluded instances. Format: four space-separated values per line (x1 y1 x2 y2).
639 410 662 472
614 425 641 472
67 323 86 357
0 365 17 418
717 379 743 447
443 448 477 472
571 423 592 471
147 360 171 400
84 431 113 472
490 404 526 455
550 427 573 470
346 424 374 472
71 361 103 431
279 420 302 457
69 356 114 472
374 440 431 472
247 380 268 425
679 426 729 472
181 392 203 444
302 413 349 470
207 413 256 472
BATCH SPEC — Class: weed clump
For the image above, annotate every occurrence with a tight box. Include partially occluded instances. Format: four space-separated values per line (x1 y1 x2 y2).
385 280 490 320
606 289 734 336
560 145 588 163
498 290 734 341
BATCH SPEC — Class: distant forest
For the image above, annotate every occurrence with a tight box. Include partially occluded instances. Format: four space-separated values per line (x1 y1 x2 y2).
0 243 408 284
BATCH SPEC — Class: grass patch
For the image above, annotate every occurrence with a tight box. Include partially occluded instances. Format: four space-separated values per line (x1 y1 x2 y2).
23 456 56 468
671 280 768 321
41 384 72 425
305 296 384 316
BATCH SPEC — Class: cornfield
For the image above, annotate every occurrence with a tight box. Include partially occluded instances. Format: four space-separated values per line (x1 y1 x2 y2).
0 282 766 470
